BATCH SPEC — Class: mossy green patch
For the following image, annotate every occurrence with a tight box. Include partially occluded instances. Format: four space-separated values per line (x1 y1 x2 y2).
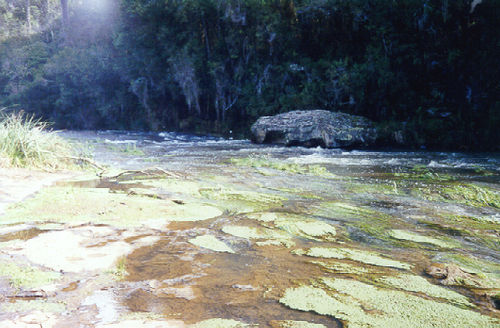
1 300 66 313
346 181 400 195
378 274 473 307
230 157 334 178
274 218 337 241
280 279 499 328
107 256 128 280
416 183 500 208
2 186 222 227
222 225 294 247
0 260 61 289
313 202 379 219
190 318 251 328
311 261 374 275
389 229 458 248
433 253 500 286
198 187 285 213
141 178 202 197
294 247 411 270
189 235 235 253
270 320 326 328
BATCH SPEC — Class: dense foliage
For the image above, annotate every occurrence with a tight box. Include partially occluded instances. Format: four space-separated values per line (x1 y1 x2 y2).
0 0 499 150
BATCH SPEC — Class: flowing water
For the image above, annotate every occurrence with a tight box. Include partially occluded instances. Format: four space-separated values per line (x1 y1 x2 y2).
1 130 499 327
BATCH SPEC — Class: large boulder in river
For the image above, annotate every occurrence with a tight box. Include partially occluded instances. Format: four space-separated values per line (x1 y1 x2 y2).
251 110 377 148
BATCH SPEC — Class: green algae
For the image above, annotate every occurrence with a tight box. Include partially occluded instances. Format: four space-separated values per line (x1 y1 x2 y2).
251 212 338 241
190 318 252 328
416 183 500 208
107 256 128 280
199 187 285 204
141 178 202 197
432 254 500 288
294 247 411 270
377 274 473 307
222 225 294 247
274 218 337 241
230 157 334 177
270 320 326 328
1 300 66 313
2 186 222 227
313 202 379 219
0 260 61 289
189 235 235 253
389 229 458 249
311 261 373 275
346 181 400 195
198 187 286 213
280 279 499 328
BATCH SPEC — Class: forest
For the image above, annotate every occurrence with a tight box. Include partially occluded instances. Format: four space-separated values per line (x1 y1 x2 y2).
0 0 498 150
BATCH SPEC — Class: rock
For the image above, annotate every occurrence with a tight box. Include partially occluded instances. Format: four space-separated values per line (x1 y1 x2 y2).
250 110 377 148
425 263 485 288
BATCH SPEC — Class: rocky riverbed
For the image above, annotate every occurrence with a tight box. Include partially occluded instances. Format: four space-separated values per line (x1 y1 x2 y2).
0 131 499 327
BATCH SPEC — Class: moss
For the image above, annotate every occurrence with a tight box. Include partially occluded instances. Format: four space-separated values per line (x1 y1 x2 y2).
270 320 327 328
189 235 235 253
313 202 379 219
377 274 473 307
0 260 61 289
433 253 500 285
1 300 66 313
199 187 285 204
294 247 411 270
141 178 202 197
230 157 335 177
389 230 458 249
2 186 222 227
416 183 500 208
311 261 374 275
346 181 400 195
189 318 251 328
280 279 499 328
107 256 128 280
222 225 294 247
274 218 337 241
198 187 285 213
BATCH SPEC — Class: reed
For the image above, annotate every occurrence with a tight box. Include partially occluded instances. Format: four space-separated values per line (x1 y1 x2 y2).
0 109 76 170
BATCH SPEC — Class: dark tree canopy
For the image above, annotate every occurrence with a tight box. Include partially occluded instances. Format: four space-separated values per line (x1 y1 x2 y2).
0 0 499 150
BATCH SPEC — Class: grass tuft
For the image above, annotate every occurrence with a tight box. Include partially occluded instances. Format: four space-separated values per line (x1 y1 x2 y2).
0 109 78 170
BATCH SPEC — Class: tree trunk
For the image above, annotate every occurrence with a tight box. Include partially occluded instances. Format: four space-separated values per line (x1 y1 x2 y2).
26 0 31 34
61 0 69 27
40 0 48 27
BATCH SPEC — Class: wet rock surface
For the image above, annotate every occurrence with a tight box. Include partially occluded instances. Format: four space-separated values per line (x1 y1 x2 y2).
251 110 377 148
0 130 499 327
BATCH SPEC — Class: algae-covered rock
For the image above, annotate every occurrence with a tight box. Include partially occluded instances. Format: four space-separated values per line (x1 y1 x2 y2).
312 261 374 275
280 279 499 328
222 225 294 247
269 320 326 328
0 260 61 289
389 229 458 248
294 247 411 270
189 235 235 253
190 318 252 328
1 300 66 313
425 263 497 289
274 218 336 241
378 274 473 307
2 186 222 227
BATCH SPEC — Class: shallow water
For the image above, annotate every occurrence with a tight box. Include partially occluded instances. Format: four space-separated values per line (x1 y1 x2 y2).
2 130 500 327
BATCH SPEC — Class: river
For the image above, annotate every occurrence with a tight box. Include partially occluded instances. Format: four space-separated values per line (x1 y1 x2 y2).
0 130 499 328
